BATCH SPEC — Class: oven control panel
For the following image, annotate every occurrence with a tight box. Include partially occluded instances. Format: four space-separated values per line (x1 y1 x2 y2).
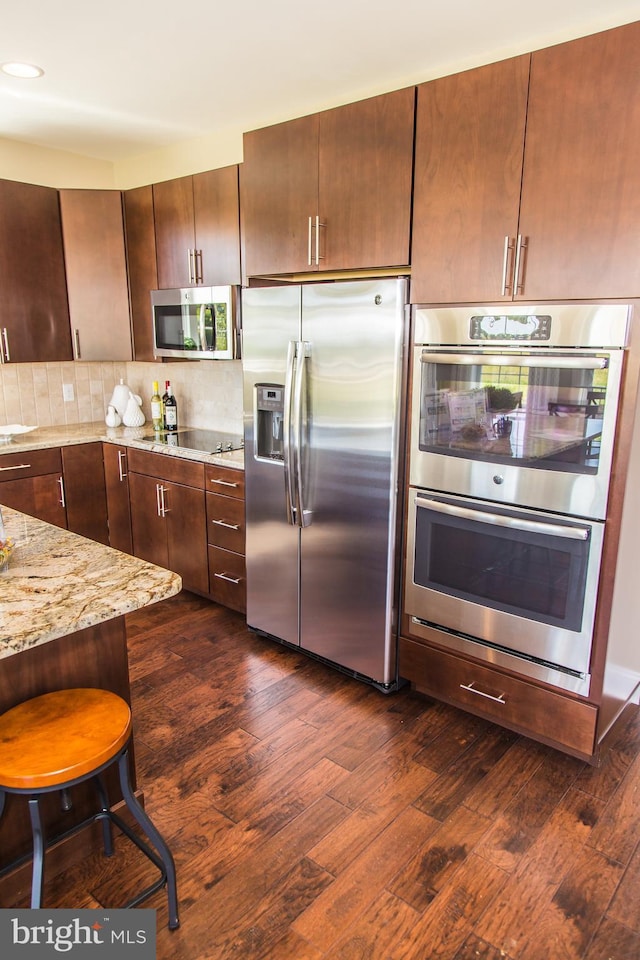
469 314 551 341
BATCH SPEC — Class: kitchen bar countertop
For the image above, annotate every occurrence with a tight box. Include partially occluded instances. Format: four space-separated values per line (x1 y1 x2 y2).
0 422 244 469
0 506 181 660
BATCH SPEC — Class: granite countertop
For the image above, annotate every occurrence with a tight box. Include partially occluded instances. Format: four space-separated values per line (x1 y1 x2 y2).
0 506 182 660
0 422 245 470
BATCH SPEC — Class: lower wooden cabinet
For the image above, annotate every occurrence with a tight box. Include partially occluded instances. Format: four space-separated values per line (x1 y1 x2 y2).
205 464 246 613
103 443 133 553
399 635 598 760
0 443 108 543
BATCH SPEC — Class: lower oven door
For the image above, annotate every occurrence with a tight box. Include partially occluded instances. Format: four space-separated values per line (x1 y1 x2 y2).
405 490 604 688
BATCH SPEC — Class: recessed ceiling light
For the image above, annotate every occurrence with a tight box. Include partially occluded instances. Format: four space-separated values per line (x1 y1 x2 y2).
1 62 44 79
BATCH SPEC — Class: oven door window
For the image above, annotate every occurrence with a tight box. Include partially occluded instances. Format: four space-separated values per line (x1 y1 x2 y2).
414 499 590 632
418 352 610 474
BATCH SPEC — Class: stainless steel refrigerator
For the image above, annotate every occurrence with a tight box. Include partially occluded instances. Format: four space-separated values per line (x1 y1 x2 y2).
241 278 408 689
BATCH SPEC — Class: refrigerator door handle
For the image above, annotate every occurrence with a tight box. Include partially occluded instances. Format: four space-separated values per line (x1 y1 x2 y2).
293 340 312 527
283 339 298 525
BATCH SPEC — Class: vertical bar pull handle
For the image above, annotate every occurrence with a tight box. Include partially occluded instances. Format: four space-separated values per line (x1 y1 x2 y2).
58 476 66 508
195 249 203 284
307 217 313 267
117 450 127 482
514 235 528 295
501 236 515 297
1 328 10 362
315 215 324 266
73 329 81 359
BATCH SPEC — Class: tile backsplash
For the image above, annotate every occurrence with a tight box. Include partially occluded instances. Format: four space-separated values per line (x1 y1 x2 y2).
0 359 244 434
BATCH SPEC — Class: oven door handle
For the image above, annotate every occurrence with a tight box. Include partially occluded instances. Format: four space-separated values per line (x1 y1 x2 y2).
414 497 591 541
419 352 607 370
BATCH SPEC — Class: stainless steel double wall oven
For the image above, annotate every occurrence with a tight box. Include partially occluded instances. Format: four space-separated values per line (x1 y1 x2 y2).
405 303 631 695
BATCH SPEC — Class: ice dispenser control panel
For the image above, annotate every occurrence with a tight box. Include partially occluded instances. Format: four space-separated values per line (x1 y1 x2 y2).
255 384 284 461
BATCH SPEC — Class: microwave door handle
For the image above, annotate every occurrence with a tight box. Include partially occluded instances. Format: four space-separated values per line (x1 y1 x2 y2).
283 340 298 526
420 353 608 370
198 304 207 350
415 497 590 541
293 341 311 527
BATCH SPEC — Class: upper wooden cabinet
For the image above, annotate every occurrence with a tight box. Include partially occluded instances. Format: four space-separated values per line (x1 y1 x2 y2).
123 185 158 362
411 21 640 303
241 87 415 277
0 179 72 363
153 165 241 289
59 189 133 361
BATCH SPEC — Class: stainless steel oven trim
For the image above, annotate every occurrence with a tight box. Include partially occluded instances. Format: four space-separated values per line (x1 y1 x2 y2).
404 489 604 685
409 344 624 520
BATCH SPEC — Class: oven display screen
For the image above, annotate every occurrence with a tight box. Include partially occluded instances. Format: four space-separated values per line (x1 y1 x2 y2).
470 314 552 340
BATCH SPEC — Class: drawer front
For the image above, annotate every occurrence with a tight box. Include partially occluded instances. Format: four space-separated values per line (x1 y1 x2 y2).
204 463 245 500
206 492 245 553
127 447 205 488
399 637 598 758
208 545 246 613
0 446 62 481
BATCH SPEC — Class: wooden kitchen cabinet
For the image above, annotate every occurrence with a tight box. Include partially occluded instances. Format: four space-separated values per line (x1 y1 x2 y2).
0 180 72 363
0 443 108 543
103 443 133 553
241 87 415 277
411 20 640 304
153 165 241 289
122 185 158 362
205 463 246 613
127 448 208 595
59 189 133 361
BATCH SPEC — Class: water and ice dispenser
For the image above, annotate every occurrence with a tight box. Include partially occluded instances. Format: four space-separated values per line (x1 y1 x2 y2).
255 384 284 461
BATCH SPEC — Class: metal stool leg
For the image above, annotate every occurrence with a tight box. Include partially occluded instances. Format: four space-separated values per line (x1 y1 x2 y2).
27 797 45 908
93 776 114 857
117 750 179 929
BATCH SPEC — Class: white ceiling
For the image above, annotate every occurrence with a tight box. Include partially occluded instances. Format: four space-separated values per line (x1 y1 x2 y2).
1 1 639 163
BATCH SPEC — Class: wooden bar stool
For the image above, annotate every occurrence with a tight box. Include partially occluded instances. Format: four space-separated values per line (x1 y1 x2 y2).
0 687 179 929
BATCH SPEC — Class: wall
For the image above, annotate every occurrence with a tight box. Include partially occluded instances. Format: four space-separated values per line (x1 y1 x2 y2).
0 358 243 435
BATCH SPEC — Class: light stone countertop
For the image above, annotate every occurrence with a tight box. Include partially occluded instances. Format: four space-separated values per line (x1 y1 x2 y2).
0 506 182 660
0 422 245 470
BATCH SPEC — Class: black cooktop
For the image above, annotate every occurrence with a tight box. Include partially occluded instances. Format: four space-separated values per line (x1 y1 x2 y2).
140 428 244 454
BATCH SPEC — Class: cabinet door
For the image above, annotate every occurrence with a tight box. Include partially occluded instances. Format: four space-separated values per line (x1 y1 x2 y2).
517 22 640 300
123 186 157 361
59 190 132 361
103 444 133 554
62 443 109 544
0 474 66 527
153 176 196 288
165 481 208 595
129 471 169 569
411 56 529 305
193 166 241 285
241 113 319 277
319 88 415 271
0 180 72 362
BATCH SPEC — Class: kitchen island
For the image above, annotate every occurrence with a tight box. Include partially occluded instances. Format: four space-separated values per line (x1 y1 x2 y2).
0 505 181 902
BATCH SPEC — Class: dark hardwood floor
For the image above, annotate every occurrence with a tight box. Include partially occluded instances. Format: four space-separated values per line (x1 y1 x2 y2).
27 592 640 958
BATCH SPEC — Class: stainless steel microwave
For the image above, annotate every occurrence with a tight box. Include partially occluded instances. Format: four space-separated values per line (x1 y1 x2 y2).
151 286 238 360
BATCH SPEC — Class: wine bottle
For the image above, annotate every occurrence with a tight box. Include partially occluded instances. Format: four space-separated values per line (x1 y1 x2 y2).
164 382 178 432
151 381 163 431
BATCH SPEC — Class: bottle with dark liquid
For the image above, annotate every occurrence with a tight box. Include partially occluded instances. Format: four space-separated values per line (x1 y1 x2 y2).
163 381 178 432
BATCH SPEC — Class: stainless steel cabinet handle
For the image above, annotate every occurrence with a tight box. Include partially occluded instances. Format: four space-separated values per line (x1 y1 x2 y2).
73 328 81 359
0 463 31 472
209 477 239 488
514 234 528 295
58 476 66 508
501 236 515 296
213 572 242 584
315 215 322 266
1 328 10 362
460 682 506 704
307 217 313 266
195 249 203 284
157 484 168 516
415 496 590 540
117 450 127 482
211 519 240 530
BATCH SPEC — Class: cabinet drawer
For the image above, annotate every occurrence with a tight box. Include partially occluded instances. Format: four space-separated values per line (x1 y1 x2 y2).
127 448 205 488
399 637 598 758
0 447 62 481
206 492 245 553
208 545 246 613
204 463 244 500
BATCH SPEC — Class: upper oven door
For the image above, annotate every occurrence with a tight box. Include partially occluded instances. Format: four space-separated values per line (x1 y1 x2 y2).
409 345 624 519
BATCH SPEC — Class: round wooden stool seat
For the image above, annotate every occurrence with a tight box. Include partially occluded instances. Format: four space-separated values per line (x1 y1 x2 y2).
0 688 132 791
